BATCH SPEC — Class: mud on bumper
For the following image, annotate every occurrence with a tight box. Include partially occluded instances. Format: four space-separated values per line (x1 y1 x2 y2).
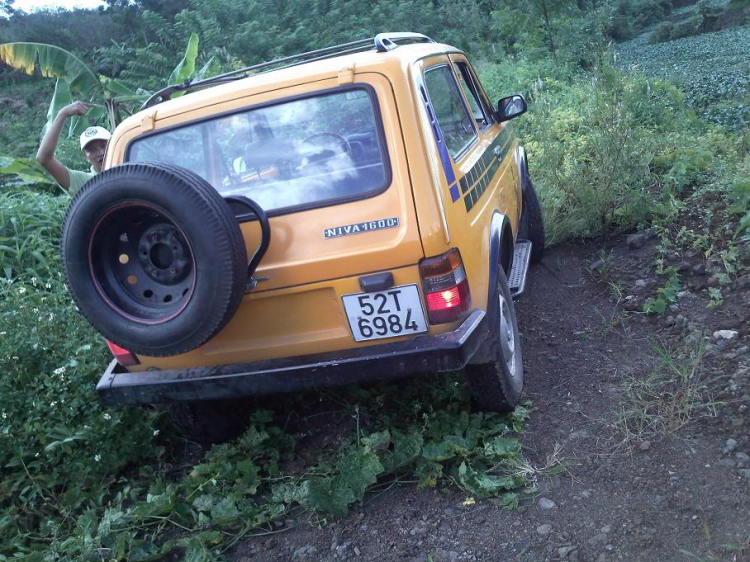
97 309 487 406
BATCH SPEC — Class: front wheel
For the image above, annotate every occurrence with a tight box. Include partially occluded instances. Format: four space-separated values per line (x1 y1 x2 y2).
465 268 523 412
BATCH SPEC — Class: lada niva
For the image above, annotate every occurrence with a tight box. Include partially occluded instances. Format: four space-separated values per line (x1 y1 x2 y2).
61 32 545 428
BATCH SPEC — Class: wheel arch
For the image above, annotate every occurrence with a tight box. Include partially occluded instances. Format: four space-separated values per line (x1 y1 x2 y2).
517 145 530 190
472 211 513 365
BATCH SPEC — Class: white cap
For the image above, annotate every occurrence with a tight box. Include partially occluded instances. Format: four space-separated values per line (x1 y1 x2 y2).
80 126 111 150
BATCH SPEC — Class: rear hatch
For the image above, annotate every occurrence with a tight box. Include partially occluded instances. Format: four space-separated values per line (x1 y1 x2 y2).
122 73 425 368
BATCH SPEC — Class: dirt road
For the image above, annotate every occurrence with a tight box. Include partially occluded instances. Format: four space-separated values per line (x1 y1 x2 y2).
231 239 750 562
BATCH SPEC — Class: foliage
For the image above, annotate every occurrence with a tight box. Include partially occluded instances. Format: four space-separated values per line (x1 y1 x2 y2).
619 19 750 131
0 155 52 186
648 0 749 43
0 188 532 559
615 341 720 445
601 0 674 41
0 1 748 559
642 273 681 313
482 56 675 242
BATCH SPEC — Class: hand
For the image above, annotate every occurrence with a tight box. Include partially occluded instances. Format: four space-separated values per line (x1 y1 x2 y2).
61 101 94 118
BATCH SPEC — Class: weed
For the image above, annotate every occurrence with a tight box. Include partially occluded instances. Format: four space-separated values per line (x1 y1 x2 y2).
642 273 681 313
614 340 723 445
707 286 724 307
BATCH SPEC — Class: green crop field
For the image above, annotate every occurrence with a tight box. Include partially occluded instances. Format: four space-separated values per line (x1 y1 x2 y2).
618 19 750 130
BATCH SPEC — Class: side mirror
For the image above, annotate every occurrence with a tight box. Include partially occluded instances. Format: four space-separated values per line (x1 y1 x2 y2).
496 94 527 122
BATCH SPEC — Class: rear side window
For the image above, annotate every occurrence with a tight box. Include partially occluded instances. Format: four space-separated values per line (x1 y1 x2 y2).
423 65 477 159
128 88 388 214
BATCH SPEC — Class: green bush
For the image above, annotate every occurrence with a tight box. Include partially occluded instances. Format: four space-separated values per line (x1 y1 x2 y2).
0 189 163 558
606 0 673 41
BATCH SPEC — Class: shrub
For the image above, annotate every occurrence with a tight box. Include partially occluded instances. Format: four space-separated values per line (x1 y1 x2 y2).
0 189 163 558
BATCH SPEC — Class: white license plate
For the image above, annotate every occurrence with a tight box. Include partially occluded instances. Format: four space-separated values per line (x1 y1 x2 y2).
342 284 428 342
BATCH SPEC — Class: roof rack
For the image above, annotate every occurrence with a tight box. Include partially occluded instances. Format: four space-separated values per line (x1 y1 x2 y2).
142 32 434 110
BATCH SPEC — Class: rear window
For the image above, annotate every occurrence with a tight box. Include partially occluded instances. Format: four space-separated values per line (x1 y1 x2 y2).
127 87 389 214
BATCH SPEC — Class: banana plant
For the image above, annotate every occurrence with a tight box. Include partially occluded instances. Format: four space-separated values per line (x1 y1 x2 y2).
0 34 211 186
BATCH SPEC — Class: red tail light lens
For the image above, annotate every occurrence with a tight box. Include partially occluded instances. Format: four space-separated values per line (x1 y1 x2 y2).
106 340 140 367
419 249 472 324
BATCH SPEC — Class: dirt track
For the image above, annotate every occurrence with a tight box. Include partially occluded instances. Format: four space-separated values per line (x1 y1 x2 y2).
230 239 750 562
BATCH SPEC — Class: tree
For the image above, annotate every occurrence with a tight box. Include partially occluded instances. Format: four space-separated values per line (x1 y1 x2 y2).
492 0 579 61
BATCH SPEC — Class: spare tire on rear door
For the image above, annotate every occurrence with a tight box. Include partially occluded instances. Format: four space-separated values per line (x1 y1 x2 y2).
61 162 247 357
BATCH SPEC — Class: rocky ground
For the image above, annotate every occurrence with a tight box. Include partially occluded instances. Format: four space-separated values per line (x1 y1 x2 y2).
227 231 749 562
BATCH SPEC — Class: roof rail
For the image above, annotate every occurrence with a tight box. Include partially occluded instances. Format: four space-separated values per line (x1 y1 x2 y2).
142 32 435 110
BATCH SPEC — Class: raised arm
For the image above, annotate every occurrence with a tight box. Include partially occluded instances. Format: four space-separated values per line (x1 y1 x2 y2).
36 101 93 190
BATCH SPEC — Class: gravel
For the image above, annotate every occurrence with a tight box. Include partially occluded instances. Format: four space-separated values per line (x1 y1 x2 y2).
538 498 557 510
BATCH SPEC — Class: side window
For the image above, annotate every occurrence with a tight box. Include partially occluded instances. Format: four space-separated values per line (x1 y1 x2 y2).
423 65 477 159
453 61 491 129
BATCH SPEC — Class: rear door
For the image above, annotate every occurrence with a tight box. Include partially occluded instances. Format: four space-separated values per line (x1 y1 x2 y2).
127 74 424 292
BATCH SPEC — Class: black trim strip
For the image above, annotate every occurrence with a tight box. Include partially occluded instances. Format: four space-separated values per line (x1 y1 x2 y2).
97 309 486 405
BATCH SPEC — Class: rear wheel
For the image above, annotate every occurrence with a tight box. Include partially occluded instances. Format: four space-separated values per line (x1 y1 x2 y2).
169 399 251 445
465 268 523 412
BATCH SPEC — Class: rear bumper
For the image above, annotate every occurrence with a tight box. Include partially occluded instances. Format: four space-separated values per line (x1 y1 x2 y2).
97 309 487 406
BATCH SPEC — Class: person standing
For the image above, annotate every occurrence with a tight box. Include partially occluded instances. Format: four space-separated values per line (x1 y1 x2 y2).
36 101 111 194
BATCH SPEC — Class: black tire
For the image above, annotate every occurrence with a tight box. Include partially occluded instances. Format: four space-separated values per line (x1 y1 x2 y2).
519 176 545 264
465 267 523 412
169 399 251 445
61 162 247 357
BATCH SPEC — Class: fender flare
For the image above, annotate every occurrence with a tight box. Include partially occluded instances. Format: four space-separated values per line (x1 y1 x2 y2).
472 211 514 364
517 145 530 192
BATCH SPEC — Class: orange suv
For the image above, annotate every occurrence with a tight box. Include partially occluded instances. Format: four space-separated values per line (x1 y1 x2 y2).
62 32 545 421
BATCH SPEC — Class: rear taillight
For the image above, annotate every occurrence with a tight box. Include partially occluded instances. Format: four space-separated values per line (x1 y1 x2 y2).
106 340 139 367
419 248 472 324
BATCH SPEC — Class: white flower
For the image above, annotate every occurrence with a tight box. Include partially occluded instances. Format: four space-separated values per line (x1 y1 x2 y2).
103 413 112 420
153 430 160 436
1 412 6 419
31 277 37 286
35 452 40 458
32 308 39 313
17 287 26 294
50 401 57 407
94 454 101 462
48 313 55 321
0 331 5 335
45 283 52 289
53 367 66 375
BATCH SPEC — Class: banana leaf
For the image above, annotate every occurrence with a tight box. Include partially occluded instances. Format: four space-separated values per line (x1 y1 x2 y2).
101 76 138 97
194 56 216 81
168 33 199 87
0 42 102 100
43 78 72 137
0 156 53 185
69 104 107 138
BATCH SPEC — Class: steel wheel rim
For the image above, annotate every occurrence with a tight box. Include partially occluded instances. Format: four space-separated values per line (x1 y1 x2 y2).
88 202 196 325
498 292 517 377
